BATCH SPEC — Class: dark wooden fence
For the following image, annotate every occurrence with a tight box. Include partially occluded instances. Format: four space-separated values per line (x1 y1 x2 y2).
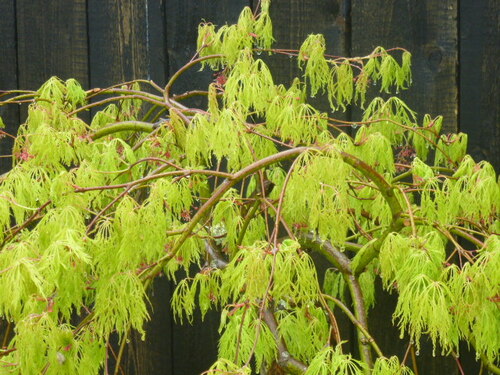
0 0 498 374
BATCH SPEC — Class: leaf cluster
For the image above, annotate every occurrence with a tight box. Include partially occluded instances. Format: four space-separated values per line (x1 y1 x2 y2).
0 1 498 374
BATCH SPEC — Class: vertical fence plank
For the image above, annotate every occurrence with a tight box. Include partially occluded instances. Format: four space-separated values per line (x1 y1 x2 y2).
265 0 356 349
351 0 458 134
146 0 168 86
16 0 89 89
87 2 172 374
0 0 19 173
124 278 173 375
458 1 499 369
267 0 349 82
1 1 498 374
166 0 248 71
351 1 460 373
129 2 172 373
164 3 250 372
266 0 351 115
165 0 249 110
88 0 149 87
460 0 500 171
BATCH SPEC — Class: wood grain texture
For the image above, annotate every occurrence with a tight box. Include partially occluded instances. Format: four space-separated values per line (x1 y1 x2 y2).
122 4 171 374
351 0 459 134
165 0 249 109
123 278 174 375
0 0 19 173
0 1 498 373
351 1 460 373
88 3 171 373
146 0 169 86
460 0 500 171
89 3 170 372
88 0 149 87
170 300 221 375
265 0 350 92
165 2 250 371
262 0 353 125
0 2 17 356
166 0 248 73
265 0 356 353
16 0 89 89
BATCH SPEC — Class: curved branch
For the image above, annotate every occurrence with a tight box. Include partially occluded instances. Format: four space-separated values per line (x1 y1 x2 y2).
91 121 155 140
261 308 308 374
340 152 405 275
69 94 168 116
74 169 232 193
172 90 210 101
298 233 373 370
345 273 373 372
142 147 309 281
322 294 384 358
340 152 402 217
298 232 351 274
481 355 500 375
164 54 224 100
1 200 52 247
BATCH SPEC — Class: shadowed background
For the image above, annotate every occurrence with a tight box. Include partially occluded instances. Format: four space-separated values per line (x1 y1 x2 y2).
0 0 498 374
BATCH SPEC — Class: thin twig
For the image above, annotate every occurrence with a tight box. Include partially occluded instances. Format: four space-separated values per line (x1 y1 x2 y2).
1 200 52 247
1 322 12 348
410 345 420 375
261 308 308 373
141 147 310 281
401 341 412 366
322 294 383 358
271 156 301 247
233 304 249 365
164 54 224 100
452 351 465 375
113 328 130 375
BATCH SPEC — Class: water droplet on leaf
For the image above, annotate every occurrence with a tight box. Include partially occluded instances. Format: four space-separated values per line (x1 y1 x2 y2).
56 352 66 365
281 351 290 360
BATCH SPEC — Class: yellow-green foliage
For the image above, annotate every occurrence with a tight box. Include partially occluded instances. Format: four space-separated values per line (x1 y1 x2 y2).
305 346 367 375
197 1 274 69
447 235 500 363
412 114 442 161
93 272 149 340
0 1 498 374
298 34 331 97
284 149 354 245
277 305 330 363
372 356 414 375
218 306 277 369
224 51 277 116
7 316 104 375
